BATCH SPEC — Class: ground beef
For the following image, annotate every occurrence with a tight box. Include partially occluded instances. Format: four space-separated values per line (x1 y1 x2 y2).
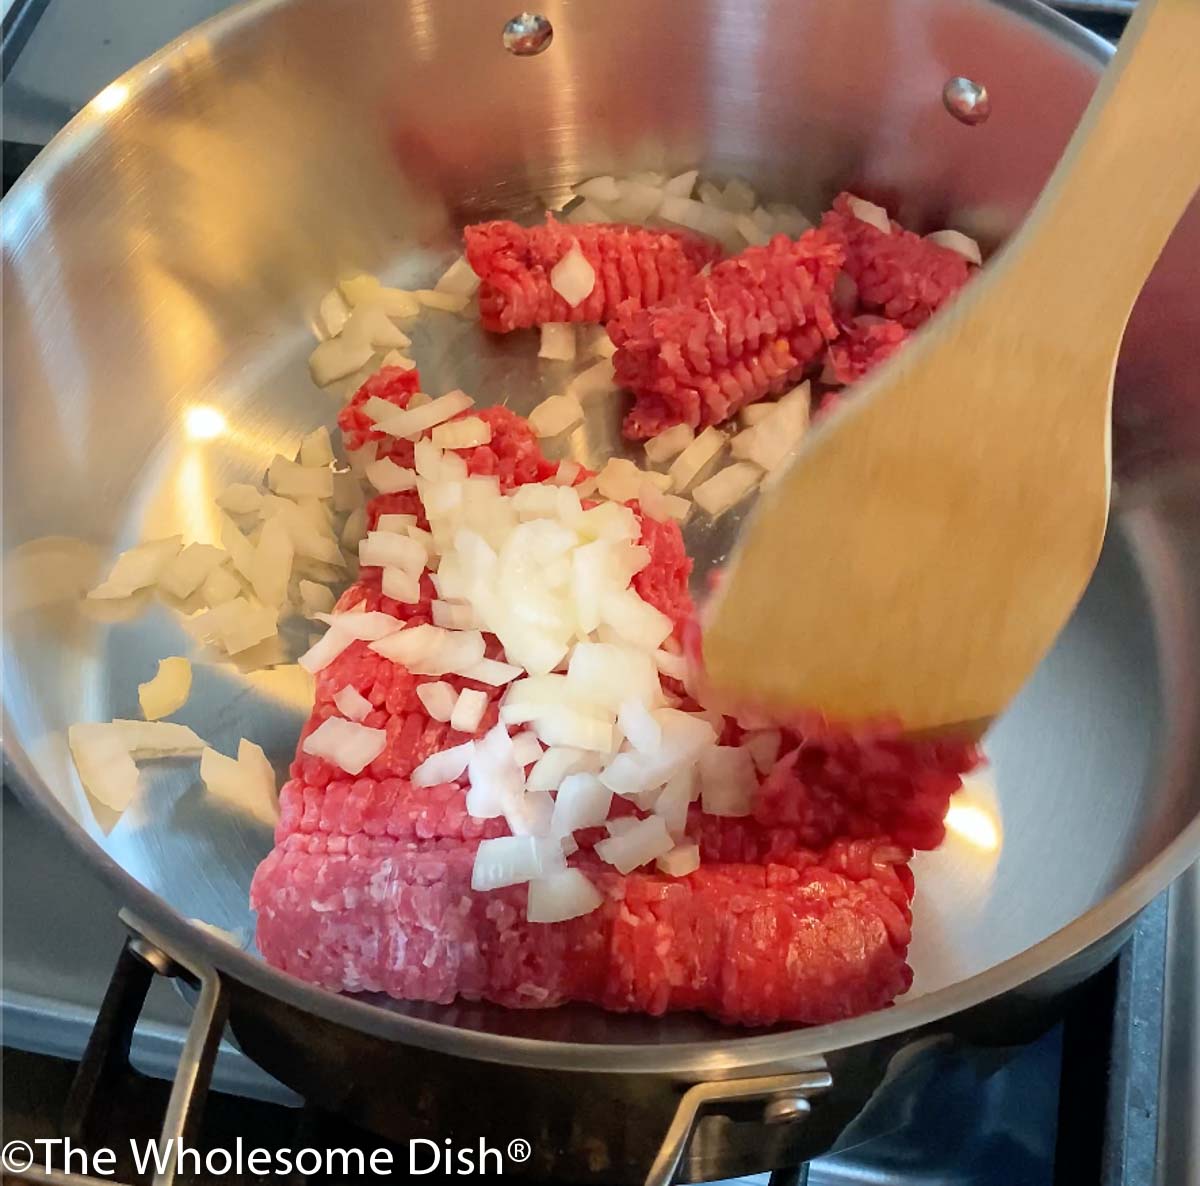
609 230 843 439
826 317 909 383
465 217 721 333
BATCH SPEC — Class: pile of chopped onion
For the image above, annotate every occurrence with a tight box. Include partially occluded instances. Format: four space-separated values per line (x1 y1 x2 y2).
138 657 193 721
69 720 207 812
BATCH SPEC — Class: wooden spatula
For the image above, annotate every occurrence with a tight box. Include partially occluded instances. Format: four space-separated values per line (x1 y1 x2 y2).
703 0 1200 737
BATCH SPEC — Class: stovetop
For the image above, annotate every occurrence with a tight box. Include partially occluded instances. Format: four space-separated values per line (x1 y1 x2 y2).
2 3 1197 1184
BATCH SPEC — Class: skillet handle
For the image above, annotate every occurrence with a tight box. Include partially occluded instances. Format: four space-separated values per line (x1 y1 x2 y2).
19 911 229 1186
644 1068 833 1186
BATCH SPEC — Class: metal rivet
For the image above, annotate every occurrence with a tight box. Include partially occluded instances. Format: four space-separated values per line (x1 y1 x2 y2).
129 937 180 977
942 76 991 125
502 12 553 56
763 1095 812 1125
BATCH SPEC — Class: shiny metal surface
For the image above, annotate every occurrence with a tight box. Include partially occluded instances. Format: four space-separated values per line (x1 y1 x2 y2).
3 0 1200 1083
942 75 993 125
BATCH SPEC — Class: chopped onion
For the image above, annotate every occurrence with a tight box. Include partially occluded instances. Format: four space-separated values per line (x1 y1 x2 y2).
600 588 673 650
299 426 334 467
530 705 613 752
926 228 983 265
526 868 603 923
157 543 227 600
653 647 688 681
216 484 263 515
581 325 617 359
379 350 416 371
692 461 763 517
461 656 523 686
471 834 561 891
297 627 354 673
88 537 183 599
575 175 622 204
465 724 525 819
510 730 544 767
431 599 478 630
382 567 420 603
644 424 694 464
366 389 474 440
201 566 242 608
617 699 662 752
333 684 372 722
308 336 373 386
568 642 660 713
766 202 813 237
663 169 699 198
371 625 486 676
339 274 421 317
698 745 758 816
605 816 641 836
359 531 426 572
414 288 470 313
310 609 405 641
653 768 696 837
565 198 614 224
657 842 700 877
660 195 737 243
847 194 892 234
416 680 457 722
318 288 350 338
412 740 475 787
567 358 616 402
744 729 782 774
529 393 584 438
734 213 771 246
594 457 641 503
740 403 776 427
550 245 596 308
340 507 367 551
268 455 334 500
553 459 582 486
539 323 577 362
594 814 673 873
342 304 412 351
611 179 664 222
200 740 279 827
195 596 278 655
138 657 193 721
250 516 294 609
434 255 482 298
450 687 488 733
365 457 417 493
376 513 418 533
69 720 206 811
731 383 810 472
549 772 613 837
432 416 492 450
301 716 386 775
526 745 596 793
668 426 726 491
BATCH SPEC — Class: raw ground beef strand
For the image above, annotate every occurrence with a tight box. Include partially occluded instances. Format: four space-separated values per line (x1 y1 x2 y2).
826 317 909 384
464 217 722 333
253 365 981 1026
609 229 843 439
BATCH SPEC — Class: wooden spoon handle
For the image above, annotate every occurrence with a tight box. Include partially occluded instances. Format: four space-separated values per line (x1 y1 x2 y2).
993 0 1200 343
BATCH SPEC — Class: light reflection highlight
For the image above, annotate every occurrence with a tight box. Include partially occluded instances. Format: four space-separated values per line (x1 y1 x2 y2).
184 405 228 440
91 83 130 114
944 801 1002 852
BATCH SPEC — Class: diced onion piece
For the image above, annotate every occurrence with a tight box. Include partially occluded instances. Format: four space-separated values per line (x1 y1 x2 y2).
731 383 811 472
526 868 603 923
594 814 674 873
371 625 486 676
663 169 699 198
471 834 561 891
301 717 386 775
698 745 758 816
339 274 420 317
605 816 641 836
510 731 544 767
531 706 613 752
217 484 263 515
308 336 373 386
299 426 334 467
333 684 372 722
297 627 353 673
734 213 771 246
596 457 643 503
367 389 474 440
157 543 227 600
201 566 242 608
69 720 205 812
539 323 576 362
657 842 700 877
298 581 335 617
412 740 475 787
461 656 523 686
549 772 613 837
600 588 673 650
653 768 696 837
218 517 256 583
653 647 688 681
431 599 478 630
138 657 193 721
318 288 350 338
568 358 616 402
359 530 426 572
379 350 416 371
88 537 183 599
611 179 663 223
575 175 622 204
435 255 482 298
529 393 584 439
340 507 367 551
250 516 294 609
740 403 776 427
195 596 278 655
668 426 726 491
312 609 405 641
342 304 412 351
568 642 661 713
199 739 279 827
450 687 489 733
926 228 983 265
565 198 614 224
721 177 757 212
465 723 526 819
617 699 662 752
414 288 470 313
432 416 492 450
693 461 763 517
581 325 617 359
526 746 595 792
550 245 596 308
659 195 738 243
847 194 892 234
744 729 782 774
416 680 457 722
644 424 694 464
268 456 334 500
553 459 582 486
766 202 813 237
365 458 417 494
377 513 418 533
